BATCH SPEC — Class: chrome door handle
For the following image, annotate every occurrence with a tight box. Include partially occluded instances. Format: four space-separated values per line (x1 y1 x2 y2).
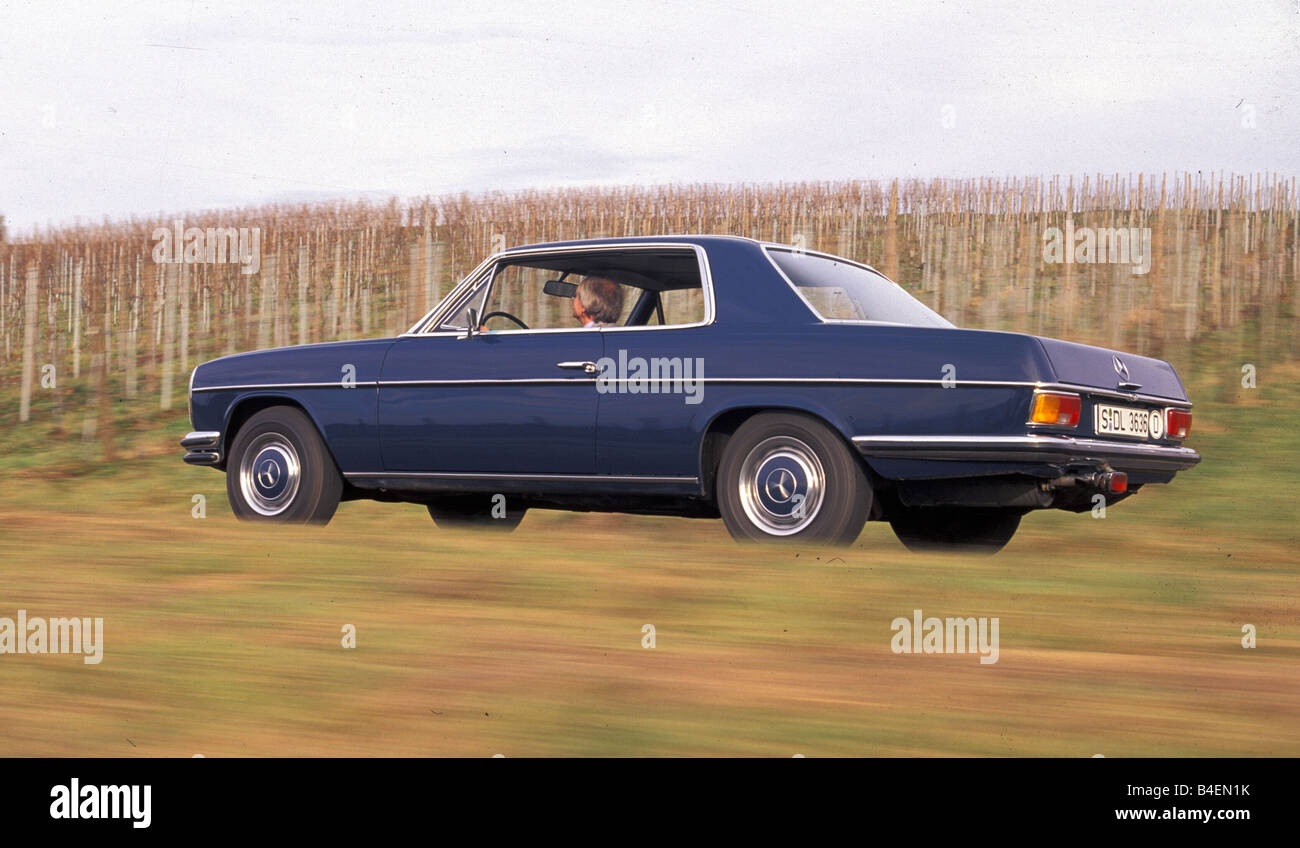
557 361 598 374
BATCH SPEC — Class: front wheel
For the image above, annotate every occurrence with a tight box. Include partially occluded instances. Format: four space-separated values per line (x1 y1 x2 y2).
888 507 1022 554
716 412 871 545
226 406 342 524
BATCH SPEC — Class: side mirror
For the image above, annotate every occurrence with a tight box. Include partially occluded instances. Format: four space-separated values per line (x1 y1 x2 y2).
460 308 478 340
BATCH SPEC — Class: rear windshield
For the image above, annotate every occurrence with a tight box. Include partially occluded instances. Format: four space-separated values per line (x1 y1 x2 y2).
767 248 953 328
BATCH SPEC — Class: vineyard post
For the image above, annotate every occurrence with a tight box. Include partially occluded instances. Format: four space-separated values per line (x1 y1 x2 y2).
72 257 82 378
160 260 177 410
179 258 190 379
298 239 309 347
19 263 38 422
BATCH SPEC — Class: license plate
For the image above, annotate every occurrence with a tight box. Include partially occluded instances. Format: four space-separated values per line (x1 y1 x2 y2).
1094 403 1164 439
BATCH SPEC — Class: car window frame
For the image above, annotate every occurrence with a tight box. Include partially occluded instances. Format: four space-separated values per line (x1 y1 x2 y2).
403 242 716 337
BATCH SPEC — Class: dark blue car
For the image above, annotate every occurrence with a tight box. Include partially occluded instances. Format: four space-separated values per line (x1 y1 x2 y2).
182 235 1200 551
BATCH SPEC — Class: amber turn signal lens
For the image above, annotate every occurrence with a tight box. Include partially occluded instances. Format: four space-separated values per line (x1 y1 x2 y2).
1029 392 1081 426
1165 408 1192 439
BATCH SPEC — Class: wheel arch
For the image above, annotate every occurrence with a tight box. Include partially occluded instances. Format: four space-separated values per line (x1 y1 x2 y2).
697 402 879 500
220 393 339 473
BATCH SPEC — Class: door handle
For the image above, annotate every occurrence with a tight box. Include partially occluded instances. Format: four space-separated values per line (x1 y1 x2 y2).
557 361 598 374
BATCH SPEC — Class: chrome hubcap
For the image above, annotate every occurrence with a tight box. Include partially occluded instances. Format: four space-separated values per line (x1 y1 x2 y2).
239 433 301 516
737 436 825 535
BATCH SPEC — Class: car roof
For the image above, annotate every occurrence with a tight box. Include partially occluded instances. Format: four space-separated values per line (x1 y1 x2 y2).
505 234 765 252
501 235 779 293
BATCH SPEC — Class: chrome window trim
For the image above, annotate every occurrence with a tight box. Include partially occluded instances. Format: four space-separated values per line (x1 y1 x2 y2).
759 242 955 329
402 242 715 337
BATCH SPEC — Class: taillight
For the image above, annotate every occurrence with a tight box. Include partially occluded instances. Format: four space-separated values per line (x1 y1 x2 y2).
1028 392 1081 427
1165 408 1192 439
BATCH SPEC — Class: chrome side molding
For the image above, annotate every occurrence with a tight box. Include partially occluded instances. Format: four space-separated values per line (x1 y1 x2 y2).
851 434 1201 471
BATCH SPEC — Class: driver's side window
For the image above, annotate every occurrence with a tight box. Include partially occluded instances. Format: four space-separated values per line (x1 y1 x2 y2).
478 262 575 331
440 274 491 331
430 248 706 333
437 262 573 332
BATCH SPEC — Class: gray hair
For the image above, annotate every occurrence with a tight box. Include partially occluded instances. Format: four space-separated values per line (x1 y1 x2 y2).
577 276 624 324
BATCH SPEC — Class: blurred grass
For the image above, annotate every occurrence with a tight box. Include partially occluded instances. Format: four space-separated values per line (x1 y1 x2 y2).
0 359 1297 756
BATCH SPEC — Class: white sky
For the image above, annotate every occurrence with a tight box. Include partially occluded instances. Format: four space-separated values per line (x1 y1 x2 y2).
1 0 1296 234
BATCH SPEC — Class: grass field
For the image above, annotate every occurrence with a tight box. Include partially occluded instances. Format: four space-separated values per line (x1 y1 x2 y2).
0 361 1296 757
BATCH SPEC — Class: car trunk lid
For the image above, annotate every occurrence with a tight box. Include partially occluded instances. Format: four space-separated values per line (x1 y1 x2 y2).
1034 337 1187 401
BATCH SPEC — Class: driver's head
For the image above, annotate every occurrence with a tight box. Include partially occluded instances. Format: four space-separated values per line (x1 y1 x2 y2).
574 276 623 325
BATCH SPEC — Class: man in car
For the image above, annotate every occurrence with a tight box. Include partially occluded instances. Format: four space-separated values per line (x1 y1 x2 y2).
573 276 624 327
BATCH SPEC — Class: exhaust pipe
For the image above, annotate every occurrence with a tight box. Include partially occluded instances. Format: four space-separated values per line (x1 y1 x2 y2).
1048 471 1128 494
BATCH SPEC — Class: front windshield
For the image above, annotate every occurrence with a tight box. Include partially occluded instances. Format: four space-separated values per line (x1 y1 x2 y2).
767 248 953 328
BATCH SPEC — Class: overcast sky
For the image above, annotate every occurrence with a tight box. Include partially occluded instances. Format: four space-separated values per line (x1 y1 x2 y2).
1 0 1296 234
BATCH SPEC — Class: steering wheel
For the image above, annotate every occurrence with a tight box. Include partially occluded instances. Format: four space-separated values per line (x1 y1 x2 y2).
479 310 529 330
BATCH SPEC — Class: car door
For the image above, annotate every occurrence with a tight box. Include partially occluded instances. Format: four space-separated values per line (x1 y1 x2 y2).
594 325 713 478
378 330 603 473
595 281 713 478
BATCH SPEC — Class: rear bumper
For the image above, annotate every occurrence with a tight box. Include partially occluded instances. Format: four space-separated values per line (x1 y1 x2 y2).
852 434 1201 473
181 431 222 466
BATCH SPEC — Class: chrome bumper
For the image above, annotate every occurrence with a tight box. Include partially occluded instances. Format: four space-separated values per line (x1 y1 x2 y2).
852 434 1201 473
181 431 222 466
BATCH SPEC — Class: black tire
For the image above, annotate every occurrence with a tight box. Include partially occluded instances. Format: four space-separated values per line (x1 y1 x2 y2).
225 406 342 524
888 507 1022 554
716 412 871 545
426 495 525 531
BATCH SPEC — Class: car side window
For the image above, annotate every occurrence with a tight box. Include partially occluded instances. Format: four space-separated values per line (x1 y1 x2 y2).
425 247 710 333
478 263 576 331
767 248 952 328
437 273 493 331
656 287 705 326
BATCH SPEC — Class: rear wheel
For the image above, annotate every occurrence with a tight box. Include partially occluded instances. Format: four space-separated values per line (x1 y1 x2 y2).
716 412 870 545
888 507 1022 554
426 495 525 531
226 406 342 524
